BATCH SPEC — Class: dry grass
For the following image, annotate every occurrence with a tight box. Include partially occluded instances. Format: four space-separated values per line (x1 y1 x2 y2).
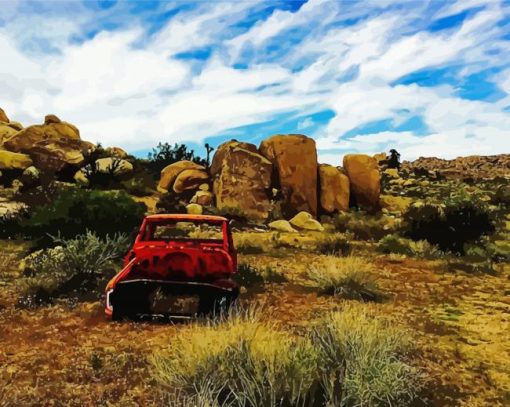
307 256 383 301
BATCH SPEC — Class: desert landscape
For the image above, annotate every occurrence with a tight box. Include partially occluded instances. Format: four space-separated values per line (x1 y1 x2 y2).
0 109 509 406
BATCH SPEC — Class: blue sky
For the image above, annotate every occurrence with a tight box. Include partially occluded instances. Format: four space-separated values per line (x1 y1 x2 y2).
1 0 509 163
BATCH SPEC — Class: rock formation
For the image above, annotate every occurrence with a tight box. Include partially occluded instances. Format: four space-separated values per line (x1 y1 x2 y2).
319 164 350 213
212 140 272 221
343 154 381 212
259 134 318 217
158 161 205 193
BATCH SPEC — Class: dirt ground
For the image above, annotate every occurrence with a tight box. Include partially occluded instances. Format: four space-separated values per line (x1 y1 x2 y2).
1 237 509 406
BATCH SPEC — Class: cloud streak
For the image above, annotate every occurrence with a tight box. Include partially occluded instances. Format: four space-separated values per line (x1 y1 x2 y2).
0 0 509 164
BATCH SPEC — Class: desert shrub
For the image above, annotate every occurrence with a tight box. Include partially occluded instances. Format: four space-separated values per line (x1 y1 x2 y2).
5 188 146 244
334 211 400 241
147 142 207 177
403 193 495 254
120 174 155 196
235 234 268 254
156 191 190 214
235 263 286 286
18 231 129 307
378 234 442 259
316 234 351 256
82 158 126 189
311 305 421 406
150 311 319 406
151 306 422 406
492 185 510 206
307 256 383 302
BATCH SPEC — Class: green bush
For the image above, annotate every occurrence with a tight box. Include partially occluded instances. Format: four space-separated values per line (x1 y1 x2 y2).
18 231 129 307
2 188 146 243
235 263 287 286
403 193 495 254
334 211 400 241
378 234 442 259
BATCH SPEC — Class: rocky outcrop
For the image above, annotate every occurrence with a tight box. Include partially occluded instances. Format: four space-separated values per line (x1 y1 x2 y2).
319 164 350 213
0 108 9 123
343 154 381 212
0 123 18 145
0 150 33 170
4 115 80 153
401 154 510 181
158 161 205 193
190 190 214 206
259 134 318 217
27 139 87 172
105 146 128 159
173 169 209 193
212 140 272 221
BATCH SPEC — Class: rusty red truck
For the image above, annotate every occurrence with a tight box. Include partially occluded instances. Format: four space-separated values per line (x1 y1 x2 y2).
104 214 239 320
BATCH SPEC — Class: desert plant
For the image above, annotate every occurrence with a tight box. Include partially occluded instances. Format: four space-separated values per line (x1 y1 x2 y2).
235 263 287 286
18 231 129 306
378 234 442 259
150 310 319 406
307 256 383 301
147 142 207 177
316 234 351 256
334 211 400 241
7 188 146 244
311 305 421 406
403 192 495 253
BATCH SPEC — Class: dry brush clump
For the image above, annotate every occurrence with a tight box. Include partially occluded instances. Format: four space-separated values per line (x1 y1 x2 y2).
307 256 383 302
18 231 129 307
150 305 423 406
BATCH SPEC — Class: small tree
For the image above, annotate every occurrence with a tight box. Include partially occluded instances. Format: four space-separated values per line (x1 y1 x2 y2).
387 149 401 169
147 142 206 177
205 143 214 167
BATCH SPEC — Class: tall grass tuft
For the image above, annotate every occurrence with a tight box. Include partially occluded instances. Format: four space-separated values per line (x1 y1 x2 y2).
312 304 422 406
307 256 383 302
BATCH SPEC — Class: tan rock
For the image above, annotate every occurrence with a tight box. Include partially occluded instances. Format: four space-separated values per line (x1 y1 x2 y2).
210 140 259 176
212 141 272 221
158 160 205 192
373 152 387 163
186 203 203 215
0 150 33 170
0 123 18 145
173 169 209 193
379 195 412 213
8 121 23 131
198 183 209 191
0 108 9 123
289 211 324 231
74 169 89 185
4 117 80 153
383 168 399 179
44 114 61 124
319 164 350 213
191 190 213 206
28 139 86 172
259 134 318 216
343 154 381 212
105 146 128 159
95 157 133 175
268 220 297 233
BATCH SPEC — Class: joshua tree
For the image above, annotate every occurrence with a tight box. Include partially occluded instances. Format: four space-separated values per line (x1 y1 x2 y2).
205 143 214 167
388 149 401 169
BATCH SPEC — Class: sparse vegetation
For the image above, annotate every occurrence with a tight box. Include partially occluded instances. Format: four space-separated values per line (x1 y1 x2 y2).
315 233 351 256
147 142 207 177
235 263 287 286
333 211 400 241
18 231 129 307
378 233 442 259
151 305 422 406
307 256 383 301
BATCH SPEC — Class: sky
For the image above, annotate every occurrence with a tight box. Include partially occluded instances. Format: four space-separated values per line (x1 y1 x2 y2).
1 0 509 164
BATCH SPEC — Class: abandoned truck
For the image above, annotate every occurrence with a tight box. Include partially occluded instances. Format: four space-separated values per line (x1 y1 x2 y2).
104 214 239 320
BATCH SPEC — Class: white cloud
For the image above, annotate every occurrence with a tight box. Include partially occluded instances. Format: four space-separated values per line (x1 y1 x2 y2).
0 0 508 162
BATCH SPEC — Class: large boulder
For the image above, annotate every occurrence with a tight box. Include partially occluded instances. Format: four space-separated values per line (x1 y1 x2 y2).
259 134 318 217
28 139 87 172
95 157 133 176
190 190 214 206
0 123 18 145
105 146 128 159
0 150 33 170
343 154 381 212
319 164 350 213
212 140 272 221
268 220 297 233
3 115 80 152
173 169 209 193
158 160 205 193
0 108 9 123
